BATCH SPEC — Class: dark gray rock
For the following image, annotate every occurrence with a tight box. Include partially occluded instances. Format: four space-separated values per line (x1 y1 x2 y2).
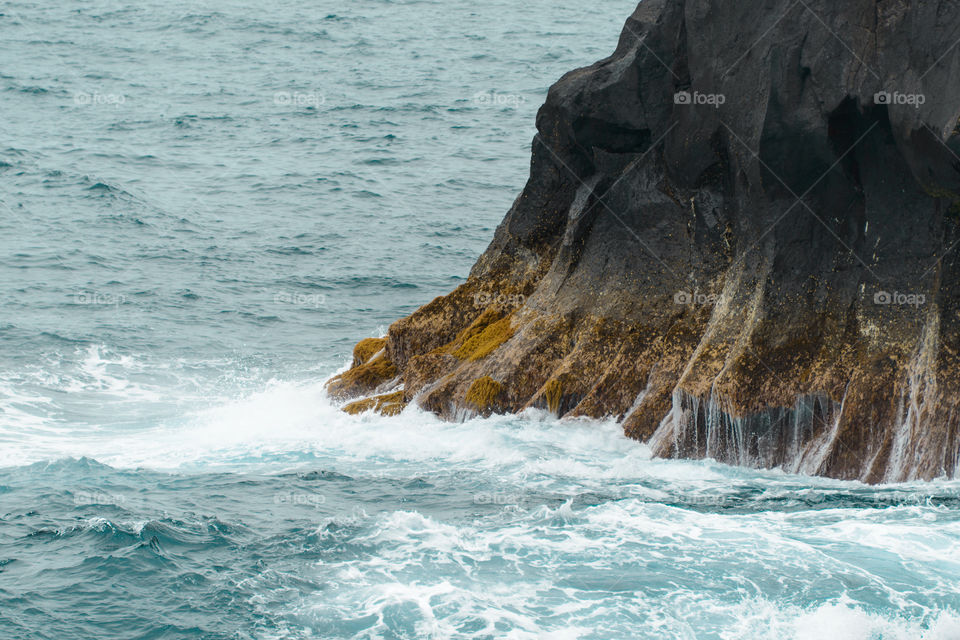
333 0 960 483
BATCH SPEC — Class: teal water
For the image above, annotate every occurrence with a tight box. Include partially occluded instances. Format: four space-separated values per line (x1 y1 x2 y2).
1 1 960 638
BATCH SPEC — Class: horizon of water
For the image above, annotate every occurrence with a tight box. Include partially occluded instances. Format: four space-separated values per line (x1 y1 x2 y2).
2 1 960 638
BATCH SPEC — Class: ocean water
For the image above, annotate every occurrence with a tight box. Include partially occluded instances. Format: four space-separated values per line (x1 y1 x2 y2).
1 1 959 639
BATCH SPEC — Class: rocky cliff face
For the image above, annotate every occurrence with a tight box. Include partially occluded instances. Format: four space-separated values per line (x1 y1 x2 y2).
329 0 960 483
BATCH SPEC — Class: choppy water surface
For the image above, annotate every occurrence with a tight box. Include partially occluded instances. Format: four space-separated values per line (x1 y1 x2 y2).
2 1 959 638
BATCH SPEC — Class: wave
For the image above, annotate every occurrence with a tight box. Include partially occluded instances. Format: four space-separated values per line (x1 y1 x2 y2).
3 357 959 639
4 348 960 505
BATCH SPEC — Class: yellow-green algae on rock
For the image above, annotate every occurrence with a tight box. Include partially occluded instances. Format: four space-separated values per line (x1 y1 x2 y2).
465 376 502 412
352 337 386 367
452 315 514 361
343 391 406 417
325 353 397 400
543 378 562 414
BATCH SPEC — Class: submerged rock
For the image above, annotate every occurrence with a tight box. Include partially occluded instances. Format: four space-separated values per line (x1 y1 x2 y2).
331 0 960 482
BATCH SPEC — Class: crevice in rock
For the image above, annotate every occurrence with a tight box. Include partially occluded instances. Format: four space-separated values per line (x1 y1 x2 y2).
572 116 652 156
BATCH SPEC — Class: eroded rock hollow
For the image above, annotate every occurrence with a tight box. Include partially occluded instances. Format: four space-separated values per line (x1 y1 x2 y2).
329 0 960 482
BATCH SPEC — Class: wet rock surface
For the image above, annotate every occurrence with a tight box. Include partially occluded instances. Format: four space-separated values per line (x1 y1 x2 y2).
330 0 960 482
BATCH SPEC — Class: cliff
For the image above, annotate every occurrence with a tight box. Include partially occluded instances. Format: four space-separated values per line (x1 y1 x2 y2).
329 0 960 483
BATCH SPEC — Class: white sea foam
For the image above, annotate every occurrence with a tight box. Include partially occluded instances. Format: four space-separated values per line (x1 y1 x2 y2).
0 354 646 474
4 354 960 640
290 487 960 638
304 555 960 640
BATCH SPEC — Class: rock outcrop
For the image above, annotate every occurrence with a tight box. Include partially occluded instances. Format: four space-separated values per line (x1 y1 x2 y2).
329 0 960 483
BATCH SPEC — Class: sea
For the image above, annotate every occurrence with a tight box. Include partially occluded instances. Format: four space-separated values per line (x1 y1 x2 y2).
2 1 959 638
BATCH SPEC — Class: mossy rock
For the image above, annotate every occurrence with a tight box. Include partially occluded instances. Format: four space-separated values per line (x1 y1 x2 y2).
543 378 563 413
403 352 456 397
343 391 406 416
433 307 502 356
326 355 398 399
353 337 387 367
465 376 502 411
452 315 514 361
